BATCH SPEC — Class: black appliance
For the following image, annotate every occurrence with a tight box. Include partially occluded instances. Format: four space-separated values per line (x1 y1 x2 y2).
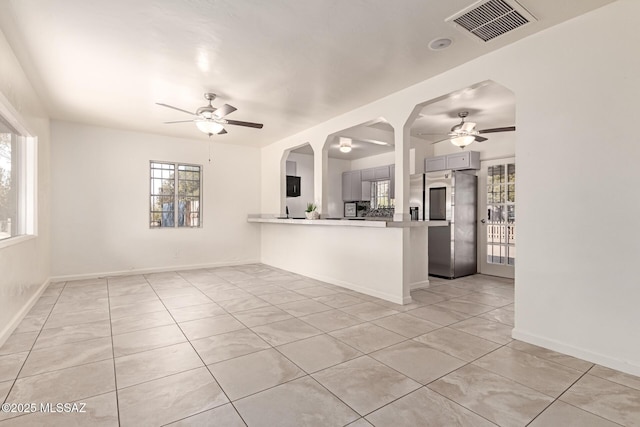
286 175 301 197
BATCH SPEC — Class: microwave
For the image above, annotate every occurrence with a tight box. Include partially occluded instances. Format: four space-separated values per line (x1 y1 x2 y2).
344 202 357 217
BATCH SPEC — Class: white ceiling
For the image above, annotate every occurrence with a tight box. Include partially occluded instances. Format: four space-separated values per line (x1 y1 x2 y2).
0 0 613 147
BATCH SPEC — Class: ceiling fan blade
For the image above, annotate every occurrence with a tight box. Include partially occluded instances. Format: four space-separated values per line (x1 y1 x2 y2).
478 126 516 134
156 103 196 116
225 119 264 129
430 138 452 145
163 120 195 124
475 135 488 143
217 128 227 135
213 104 237 119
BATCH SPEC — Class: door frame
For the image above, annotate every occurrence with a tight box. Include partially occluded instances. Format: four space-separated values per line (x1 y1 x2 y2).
478 157 516 279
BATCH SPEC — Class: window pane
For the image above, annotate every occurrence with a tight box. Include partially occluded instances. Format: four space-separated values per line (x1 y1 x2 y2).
507 206 515 224
488 205 505 223
487 224 504 244
0 132 17 240
487 185 504 203
488 165 505 184
507 163 516 182
178 197 200 227
507 184 515 202
487 244 506 265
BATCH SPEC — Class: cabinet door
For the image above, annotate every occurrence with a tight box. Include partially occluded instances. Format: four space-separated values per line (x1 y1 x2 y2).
425 156 447 172
374 166 390 179
446 152 471 170
361 168 375 181
342 172 351 201
361 181 372 201
389 164 395 199
351 170 362 201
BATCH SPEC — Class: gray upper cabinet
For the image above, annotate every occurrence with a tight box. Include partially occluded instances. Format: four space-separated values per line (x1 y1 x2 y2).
361 168 375 181
425 151 480 172
447 151 480 170
374 166 390 179
425 156 447 172
342 170 363 201
350 170 362 201
342 171 351 201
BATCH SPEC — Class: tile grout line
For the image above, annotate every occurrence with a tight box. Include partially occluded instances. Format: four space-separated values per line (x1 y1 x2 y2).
150 271 250 427
105 276 122 427
148 270 513 424
0 281 122 423
22 268 626 427
1 280 67 409
166 268 370 422
523 368 593 427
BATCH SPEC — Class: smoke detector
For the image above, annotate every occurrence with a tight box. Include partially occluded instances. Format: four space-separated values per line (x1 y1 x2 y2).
446 0 537 42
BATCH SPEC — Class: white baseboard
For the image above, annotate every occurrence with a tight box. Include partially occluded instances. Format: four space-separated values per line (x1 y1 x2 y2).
410 279 430 291
512 328 640 377
0 277 50 349
261 263 406 305
49 259 262 282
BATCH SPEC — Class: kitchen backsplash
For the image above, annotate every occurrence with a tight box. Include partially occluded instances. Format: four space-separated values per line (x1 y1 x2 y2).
365 207 394 218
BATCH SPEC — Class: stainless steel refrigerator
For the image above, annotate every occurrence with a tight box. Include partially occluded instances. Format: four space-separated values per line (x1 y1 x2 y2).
410 170 477 279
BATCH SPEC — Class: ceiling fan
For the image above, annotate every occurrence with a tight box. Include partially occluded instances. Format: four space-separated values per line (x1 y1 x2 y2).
156 93 263 136
420 111 515 148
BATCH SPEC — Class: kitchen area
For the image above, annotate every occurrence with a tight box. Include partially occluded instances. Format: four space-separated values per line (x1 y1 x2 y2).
250 80 515 306
250 131 484 304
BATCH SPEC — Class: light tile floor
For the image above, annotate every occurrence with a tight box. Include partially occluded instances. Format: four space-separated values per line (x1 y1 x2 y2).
0 264 639 426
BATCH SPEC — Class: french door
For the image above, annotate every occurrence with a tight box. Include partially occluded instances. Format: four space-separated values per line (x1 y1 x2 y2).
478 157 515 278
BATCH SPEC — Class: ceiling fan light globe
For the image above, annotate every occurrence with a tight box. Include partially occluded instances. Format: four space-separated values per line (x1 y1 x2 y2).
196 119 224 135
338 137 352 153
450 135 475 147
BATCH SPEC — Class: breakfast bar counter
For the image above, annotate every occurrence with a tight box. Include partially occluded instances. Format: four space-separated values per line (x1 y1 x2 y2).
247 215 448 228
248 215 441 304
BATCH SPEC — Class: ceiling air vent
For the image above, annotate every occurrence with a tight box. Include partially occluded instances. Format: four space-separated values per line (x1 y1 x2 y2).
446 0 537 42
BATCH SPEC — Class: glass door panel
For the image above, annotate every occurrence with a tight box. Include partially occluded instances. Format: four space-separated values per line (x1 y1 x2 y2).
479 158 515 278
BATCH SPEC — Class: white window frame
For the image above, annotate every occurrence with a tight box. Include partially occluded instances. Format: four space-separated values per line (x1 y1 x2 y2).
0 92 37 249
149 161 202 228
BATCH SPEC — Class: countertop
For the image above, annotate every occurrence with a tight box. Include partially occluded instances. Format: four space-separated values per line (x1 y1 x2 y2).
247 215 449 228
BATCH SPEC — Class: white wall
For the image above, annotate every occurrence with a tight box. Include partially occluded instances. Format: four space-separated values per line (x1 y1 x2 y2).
350 151 395 170
285 152 313 218
260 0 640 375
0 29 51 344
50 121 261 278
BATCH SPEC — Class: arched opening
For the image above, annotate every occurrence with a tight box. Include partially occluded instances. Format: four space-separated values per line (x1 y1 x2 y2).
322 118 396 219
280 142 314 218
406 80 517 279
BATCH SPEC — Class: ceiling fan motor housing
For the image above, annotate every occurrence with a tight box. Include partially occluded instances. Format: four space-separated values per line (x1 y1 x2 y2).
196 105 216 119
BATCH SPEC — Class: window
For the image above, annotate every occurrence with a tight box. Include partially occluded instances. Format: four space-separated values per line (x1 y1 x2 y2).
0 113 35 242
150 162 201 228
370 179 394 209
